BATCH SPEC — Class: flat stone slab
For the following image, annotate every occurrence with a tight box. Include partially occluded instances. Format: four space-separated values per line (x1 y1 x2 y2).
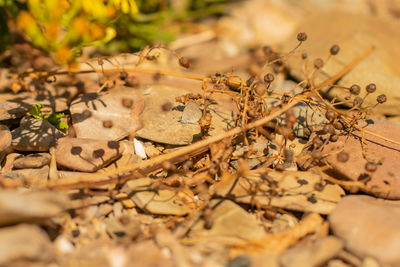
329 195 400 266
70 91 145 141
136 85 201 145
11 117 64 152
298 119 400 199
55 137 122 172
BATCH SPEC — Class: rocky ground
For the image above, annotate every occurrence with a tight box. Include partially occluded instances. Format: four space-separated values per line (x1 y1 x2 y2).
1 0 400 266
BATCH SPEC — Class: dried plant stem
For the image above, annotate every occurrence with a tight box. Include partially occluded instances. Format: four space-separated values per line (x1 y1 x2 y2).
0 100 300 190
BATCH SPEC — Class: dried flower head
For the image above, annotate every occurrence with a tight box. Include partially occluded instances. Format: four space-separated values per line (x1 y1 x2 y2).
350 84 361 95
297 32 307 42
179 57 190 68
263 73 274 83
330 44 340 55
314 58 324 69
366 83 376 93
377 94 387 104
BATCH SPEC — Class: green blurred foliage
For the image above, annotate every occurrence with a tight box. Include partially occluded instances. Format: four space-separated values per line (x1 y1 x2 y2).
0 0 233 62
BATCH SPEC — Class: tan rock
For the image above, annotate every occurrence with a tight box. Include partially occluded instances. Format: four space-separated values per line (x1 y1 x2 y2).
0 125 11 152
55 137 122 172
70 91 144 141
136 85 201 145
4 165 49 180
213 170 345 214
0 224 55 266
280 236 343 267
13 153 51 169
298 119 400 199
181 100 202 124
131 189 193 216
187 199 266 244
11 117 64 152
0 190 68 226
329 195 400 266
283 11 400 115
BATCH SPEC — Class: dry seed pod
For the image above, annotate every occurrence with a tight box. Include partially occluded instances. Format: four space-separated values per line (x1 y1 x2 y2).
314 58 324 69
377 94 387 104
297 32 308 42
366 83 376 93
254 82 266 96
263 73 274 83
334 120 344 130
337 151 349 163
325 110 336 121
330 44 340 55
226 76 242 91
301 52 308 60
350 84 361 95
179 57 190 68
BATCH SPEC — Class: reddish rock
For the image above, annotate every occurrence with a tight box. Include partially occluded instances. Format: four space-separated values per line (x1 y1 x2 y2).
298 119 400 199
55 137 122 172
329 195 400 265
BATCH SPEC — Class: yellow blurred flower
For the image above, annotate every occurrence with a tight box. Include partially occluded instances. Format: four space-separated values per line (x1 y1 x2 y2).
55 46 74 65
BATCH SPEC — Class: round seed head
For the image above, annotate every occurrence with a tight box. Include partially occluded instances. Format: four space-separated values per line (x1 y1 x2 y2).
314 58 324 69
297 32 308 42
334 120 344 130
350 84 361 95
365 162 377 172
255 82 266 96
366 83 376 93
329 44 340 55
301 52 308 60
325 110 336 121
227 76 242 91
337 151 349 163
263 73 275 83
179 57 190 68
377 94 387 104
